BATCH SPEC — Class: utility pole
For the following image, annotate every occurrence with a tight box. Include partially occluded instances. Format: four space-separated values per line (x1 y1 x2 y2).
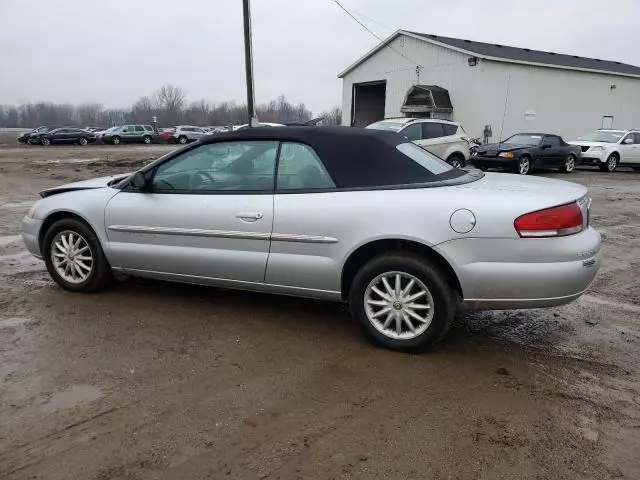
242 0 258 126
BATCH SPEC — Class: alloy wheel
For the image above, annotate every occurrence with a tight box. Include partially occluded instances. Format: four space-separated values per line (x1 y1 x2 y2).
450 158 463 169
607 155 618 172
518 157 530 175
364 271 434 340
143 136 151 144
51 230 93 284
41 138 50 146
565 155 575 172
79 137 88 146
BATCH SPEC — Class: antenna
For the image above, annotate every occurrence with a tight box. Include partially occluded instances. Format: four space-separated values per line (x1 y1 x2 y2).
499 73 512 145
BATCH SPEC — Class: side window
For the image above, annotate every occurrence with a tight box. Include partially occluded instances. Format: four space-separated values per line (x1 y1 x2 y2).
401 123 422 142
621 134 634 144
134 125 144 132
277 142 336 190
442 124 458 136
422 123 445 139
143 125 153 131
545 136 560 146
152 140 278 192
121 126 130 133
634 133 640 144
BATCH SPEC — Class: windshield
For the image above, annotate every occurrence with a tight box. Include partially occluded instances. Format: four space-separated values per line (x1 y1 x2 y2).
366 121 406 133
396 143 453 175
503 134 542 146
577 131 624 143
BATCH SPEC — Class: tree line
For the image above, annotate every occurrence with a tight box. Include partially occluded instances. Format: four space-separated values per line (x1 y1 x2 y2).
0 84 342 128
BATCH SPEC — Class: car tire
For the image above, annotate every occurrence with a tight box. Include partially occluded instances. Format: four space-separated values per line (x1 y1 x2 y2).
633 167 640 172
560 154 576 173
178 136 188 144
447 154 465 169
516 155 531 175
348 253 456 352
40 138 51 146
111 136 121 145
78 137 88 146
42 218 113 293
599 153 618 172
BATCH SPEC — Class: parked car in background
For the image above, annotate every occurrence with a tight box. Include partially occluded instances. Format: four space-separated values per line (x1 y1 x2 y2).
18 126 62 145
34 127 97 146
83 127 106 134
366 118 470 168
470 133 580 175
569 129 640 172
233 122 285 130
101 125 156 145
159 125 208 144
22 127 600 352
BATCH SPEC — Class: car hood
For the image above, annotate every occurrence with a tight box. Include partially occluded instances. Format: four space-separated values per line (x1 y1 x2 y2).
476 142 530 154
568 141 609 147
455 171 587 207
39 174 130 198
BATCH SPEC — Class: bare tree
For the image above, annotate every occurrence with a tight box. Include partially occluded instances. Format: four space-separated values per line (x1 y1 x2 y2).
154 85 186 125
320 106 342 125
76 103 104 126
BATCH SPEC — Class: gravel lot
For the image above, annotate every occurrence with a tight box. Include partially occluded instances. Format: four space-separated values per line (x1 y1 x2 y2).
1 140 639 479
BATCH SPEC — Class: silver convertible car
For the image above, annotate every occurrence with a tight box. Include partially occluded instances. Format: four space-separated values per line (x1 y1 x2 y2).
22 127 602 351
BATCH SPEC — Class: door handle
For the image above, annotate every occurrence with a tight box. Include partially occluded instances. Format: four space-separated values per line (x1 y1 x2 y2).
236 212 263 221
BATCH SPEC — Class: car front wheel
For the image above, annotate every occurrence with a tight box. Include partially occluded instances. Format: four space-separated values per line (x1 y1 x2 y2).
111 136 121 145
447 154 465 169
42 218 112 292
178 136 188 144
78 137 88 146
600 153 618 172
516 155 531 175
142 135 152 144
349 253 456 352
40 138 51 146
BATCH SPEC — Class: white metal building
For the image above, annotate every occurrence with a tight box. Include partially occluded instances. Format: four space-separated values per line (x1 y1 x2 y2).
339 30 640 141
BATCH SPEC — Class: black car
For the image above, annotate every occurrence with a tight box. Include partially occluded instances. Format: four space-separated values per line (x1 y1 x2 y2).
470 133 581 175
35 127 97 146
18 125 62 145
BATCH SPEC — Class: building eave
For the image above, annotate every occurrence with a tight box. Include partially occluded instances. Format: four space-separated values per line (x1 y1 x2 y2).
338 30 640 80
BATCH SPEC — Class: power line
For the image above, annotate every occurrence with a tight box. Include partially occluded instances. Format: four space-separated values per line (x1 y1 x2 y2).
330 0 420 67
346 6 395 33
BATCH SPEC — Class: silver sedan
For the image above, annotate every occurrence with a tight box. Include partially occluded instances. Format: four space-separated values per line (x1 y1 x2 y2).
22 127 602 351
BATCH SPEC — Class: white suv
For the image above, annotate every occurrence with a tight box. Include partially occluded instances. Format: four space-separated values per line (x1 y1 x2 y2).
173 125 208 144
570 129 640 172
366 118 470 168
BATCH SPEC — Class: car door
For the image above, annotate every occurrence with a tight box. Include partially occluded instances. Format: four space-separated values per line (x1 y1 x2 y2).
540 136 563 166
632 133 640 164
105 140 278 284
133 125 145 142
192 127 206 141
266 141 340 294
415 122 447 157
618 133 636 164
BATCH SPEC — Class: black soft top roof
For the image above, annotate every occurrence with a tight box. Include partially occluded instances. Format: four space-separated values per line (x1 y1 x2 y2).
202 126 459 188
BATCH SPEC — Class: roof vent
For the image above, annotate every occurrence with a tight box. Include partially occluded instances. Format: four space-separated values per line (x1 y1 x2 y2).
523 48 531 51
595 58 601 62
429 34 438 39
548 52 556 55
463 39 471 43
494 44 503 47
572 55 580 58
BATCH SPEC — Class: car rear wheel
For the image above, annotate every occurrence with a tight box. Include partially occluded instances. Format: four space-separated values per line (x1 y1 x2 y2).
142 135 152 144
447 154 465 169
78 137 88 146
349 253 456 352
111 136 121 145
178 136 188 144
43 218 112 293
599 153 618 172
561 154 576 173
516 155 531 175
40 137 51 146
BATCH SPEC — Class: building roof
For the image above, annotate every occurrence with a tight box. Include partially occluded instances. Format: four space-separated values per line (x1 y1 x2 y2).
339 30 640 78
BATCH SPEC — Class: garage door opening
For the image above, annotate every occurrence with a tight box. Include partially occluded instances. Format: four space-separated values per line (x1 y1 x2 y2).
351 81 386 127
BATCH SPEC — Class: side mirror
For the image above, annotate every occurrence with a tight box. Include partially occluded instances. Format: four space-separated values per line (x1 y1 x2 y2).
130 171 148 190
624 138 634 145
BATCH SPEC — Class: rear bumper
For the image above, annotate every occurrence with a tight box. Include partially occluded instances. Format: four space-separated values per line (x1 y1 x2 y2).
21 217 43 259
469 156 515 169
436 227 602 310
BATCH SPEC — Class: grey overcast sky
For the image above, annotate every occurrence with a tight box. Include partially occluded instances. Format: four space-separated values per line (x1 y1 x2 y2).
1 0 639 113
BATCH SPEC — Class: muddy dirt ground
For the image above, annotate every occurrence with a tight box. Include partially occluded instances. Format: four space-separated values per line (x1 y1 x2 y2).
0 138 639 479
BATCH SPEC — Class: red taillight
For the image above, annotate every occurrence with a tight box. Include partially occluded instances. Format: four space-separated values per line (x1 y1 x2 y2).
514 202 584 238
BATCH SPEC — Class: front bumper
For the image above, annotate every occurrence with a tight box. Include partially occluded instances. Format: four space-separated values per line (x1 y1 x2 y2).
578 155 606 166
436 227 602 310
469 156 515 169
21 217 43 259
